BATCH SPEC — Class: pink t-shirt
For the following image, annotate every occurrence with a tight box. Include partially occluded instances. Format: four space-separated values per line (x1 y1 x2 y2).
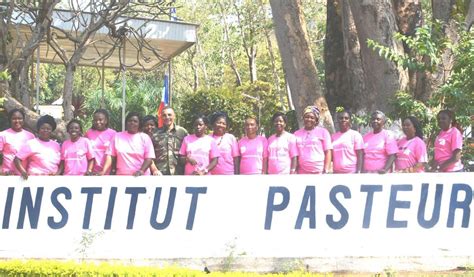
395 136 428 172
0 128 35 175
332 129 364 173
267 132 298 175
180 134 220 175
85 128 116 173
434 127 463 172
16 138 61 175
61 137 94 175
210 133 239 175
239 135 268 175
363 130 398 172
106 131 155 175
294 127 332 174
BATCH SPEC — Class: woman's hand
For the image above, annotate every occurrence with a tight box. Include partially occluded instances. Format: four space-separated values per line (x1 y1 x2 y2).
20 171 28 180
133 170 144 177
151 169 162 176
377 168 388 174
187 156 198 166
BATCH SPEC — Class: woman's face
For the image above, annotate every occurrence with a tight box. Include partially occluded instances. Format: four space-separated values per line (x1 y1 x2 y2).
244 118 258 137
402 118 416 138
38 123 53 141
303 112 318 130
437 112 451 131
213 117 227 135
337 112 351 132
93 112 108 131
126 116 140 134
68 122 82 140
273 116 286 134
10 111 24 131
143 120 156 135
194 118 207 136
371 113 385 132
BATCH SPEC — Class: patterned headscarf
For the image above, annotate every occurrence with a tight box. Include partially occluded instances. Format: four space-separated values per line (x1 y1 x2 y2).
303 106 320 117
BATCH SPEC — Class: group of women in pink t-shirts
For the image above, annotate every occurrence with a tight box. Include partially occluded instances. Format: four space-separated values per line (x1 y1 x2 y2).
178 107 464 175
0 106 464 178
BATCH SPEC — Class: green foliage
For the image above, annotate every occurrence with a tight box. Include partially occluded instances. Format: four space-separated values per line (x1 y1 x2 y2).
389 28 474 166
83 72 164 131
0 260 327 276
0 260 202 276
391 91 437 141
367 21 446 72
179 87 252 138
0 69 11 81
179 81 284 138
236 81 283 136
431 28 474 130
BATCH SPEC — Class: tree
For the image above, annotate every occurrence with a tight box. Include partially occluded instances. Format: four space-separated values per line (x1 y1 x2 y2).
467 0 474 30
0 0 176 138
0 1 60 108
269 0 334 132
347 0 409 113
179 88 252 138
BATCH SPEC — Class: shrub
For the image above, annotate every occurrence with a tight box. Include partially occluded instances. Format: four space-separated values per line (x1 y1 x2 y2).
0 259 327 276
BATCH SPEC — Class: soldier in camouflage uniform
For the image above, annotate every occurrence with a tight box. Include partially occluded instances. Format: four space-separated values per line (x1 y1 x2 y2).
151 107 188 175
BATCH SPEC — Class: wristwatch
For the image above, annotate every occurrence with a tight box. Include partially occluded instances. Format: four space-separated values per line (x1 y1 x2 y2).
203 168 208 174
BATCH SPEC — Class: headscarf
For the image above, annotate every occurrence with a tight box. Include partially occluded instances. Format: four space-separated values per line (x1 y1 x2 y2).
303 106 320 117
36 115 57 131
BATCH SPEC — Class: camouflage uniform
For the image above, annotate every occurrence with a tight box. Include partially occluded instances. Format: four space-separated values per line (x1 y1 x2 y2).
151 125 188 175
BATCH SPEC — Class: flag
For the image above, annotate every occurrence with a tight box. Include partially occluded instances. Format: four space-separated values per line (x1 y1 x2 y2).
170 7 177 21
157 73 169 128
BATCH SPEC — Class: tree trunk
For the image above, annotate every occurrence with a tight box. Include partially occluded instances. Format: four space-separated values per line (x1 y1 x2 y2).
393 0 423 97
218 1 242 86
341 0 367 113
347 0 408 113
423 0 458 101
196 40 210 89
258 0 285 109
5 1 59 102
270 0 334 132
248 46 258 83
467 0 474 30
63 63 76 121
325 0 349 112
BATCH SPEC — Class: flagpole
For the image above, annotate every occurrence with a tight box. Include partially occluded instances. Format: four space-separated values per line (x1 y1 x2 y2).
168 60 172 107
168 5 176 107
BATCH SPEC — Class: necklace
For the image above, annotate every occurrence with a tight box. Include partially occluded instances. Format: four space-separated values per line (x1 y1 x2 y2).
214 134 224 146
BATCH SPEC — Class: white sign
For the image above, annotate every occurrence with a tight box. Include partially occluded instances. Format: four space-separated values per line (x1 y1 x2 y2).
0 173 473 271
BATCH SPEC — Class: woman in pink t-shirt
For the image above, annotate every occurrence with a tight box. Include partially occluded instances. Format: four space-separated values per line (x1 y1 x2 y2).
267 112 298 174
294 106 332 174
14 115 61 179
142 115 162 176
85 109 117 175
395 116 428 173
239 117 268 174
100 112 155 176
0 109 35 175
331 109 364 173
431 110 463 172
210 112 240 175
59 119 95 175
363 110 398 174
179 114 220 175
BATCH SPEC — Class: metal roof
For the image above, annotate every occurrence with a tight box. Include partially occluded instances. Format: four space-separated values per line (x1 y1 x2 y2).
8 9 198 70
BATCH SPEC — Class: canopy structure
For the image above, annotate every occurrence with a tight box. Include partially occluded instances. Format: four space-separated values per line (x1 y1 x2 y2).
6 7 197 129
9 9 198 70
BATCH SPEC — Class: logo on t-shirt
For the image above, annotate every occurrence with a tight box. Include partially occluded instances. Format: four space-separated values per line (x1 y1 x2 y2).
438 139 446 146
